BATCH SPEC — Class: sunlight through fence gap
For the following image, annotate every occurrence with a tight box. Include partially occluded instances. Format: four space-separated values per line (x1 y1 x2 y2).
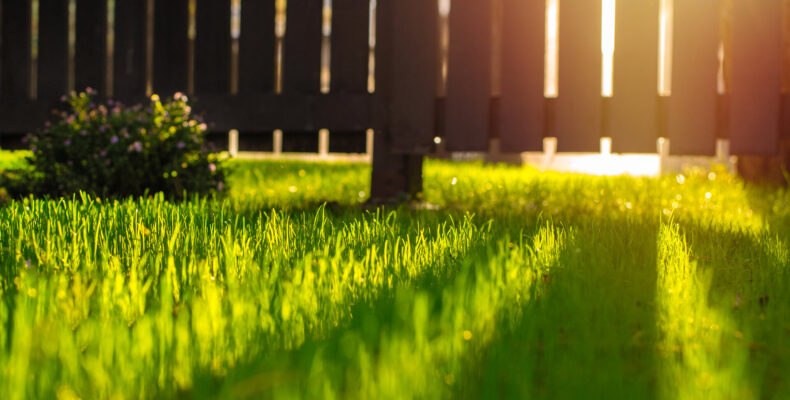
658 0 673 96
545 0 559 98
601 0 615 97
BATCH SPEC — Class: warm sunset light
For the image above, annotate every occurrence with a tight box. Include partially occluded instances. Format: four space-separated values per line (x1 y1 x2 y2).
658 0 673 96
545 0 559 98
601 0 616 97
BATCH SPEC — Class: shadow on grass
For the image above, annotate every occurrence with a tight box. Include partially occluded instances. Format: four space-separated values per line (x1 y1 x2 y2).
678 221 790 398
455 216 660 399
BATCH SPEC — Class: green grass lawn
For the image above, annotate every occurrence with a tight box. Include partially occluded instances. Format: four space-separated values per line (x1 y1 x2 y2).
1 154 789 399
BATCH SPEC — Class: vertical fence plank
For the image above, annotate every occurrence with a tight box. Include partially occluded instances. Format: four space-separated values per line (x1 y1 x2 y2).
556 0 601 152
38 0 69 100
330 0 370 160
498 0 544 152
669 0 718 155
609 0 659 153
330 0 369 93
75 0 107 94
1 0 32 99
238 0 275 94
281 0 322 93
114 0 148 102
376 0 438 153
370 0 438 201
730 0 782 155
280 1 322 150
153 0 189 95
444 0 492 151
194 0 231 94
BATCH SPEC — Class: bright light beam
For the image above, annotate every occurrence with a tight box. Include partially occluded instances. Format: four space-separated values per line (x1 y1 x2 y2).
545 0 559 98
601 0 615 97
658 0 673 96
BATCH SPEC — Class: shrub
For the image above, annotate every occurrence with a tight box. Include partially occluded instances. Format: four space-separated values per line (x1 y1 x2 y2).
25 89 227 198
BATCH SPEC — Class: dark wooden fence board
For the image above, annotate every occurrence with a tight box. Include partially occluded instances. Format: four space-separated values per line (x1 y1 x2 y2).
609 0 659 153
669 0 719 155
194 0 231 94
282 0 323 94
331 0 370 94
38 0 69 100
75 0 107 94
153 0 189 96
370 0 436 200
444 0 492 151
1 0 31 100
556 0 601 152
498 0 544 152
113 0 149 102
730 0 782 155
193 93 372 132
374 0 438 153
783 94 790 140
238 0 276 94
0 102 51 132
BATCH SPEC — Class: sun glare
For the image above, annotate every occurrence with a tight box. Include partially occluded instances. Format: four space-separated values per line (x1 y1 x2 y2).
601 0 616 97
545 0 559 98
658 0 673 96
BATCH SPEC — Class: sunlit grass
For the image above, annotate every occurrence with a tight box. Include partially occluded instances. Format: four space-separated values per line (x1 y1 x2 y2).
0 154 789 398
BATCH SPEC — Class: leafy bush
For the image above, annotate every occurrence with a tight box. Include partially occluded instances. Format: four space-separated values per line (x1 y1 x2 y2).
24 89 227 198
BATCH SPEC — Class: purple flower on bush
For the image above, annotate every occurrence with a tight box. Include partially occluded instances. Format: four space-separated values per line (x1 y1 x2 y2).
31 147 37 153
100 150 107 157
64 139 71 146
110 135 119 144
217 181 224 191
99 125 106 133
176 141 185 149
67 160 73 166
209 163 216 172
21 136 27 144
130 141 143 152
80 130 87 136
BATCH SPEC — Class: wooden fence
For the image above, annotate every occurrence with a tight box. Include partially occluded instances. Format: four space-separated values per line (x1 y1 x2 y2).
0 1 788 200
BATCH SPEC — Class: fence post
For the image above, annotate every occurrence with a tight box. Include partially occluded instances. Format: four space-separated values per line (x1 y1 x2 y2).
369 0 439 203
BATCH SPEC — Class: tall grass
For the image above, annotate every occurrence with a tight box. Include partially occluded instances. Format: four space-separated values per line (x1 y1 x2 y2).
0 156 788 399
